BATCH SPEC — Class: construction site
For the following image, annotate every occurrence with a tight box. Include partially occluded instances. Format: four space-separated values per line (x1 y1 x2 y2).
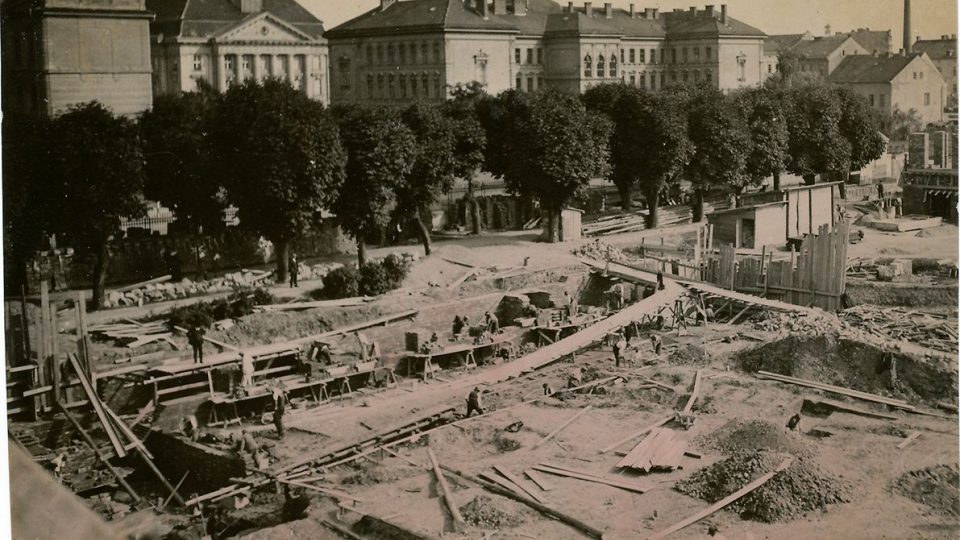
6 209 960 540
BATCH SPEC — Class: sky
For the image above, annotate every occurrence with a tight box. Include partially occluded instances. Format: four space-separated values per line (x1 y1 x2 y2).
301 0 958 47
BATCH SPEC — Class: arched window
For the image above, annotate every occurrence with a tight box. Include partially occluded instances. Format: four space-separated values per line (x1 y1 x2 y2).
597 55 605 78
411 76 418 97
422 73 430 97
584 55 592 77
399 74 407 97
388 73 395 98
609 55 617 77
377 74 384 97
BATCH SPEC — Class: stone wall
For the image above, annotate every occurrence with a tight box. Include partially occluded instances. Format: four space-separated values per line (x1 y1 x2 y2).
141 428 245 494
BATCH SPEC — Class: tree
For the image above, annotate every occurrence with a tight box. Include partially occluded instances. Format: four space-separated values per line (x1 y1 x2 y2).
835 86 886 182
444 82 488 234
734 86 790 193
494 90 612 242
397 103 458 255
881 107 922 143
784 83 849 185
582 83 639 210
332 104 417 266
685 85 751 221
2 115 55 295
140 85 224 233
40 102 146 310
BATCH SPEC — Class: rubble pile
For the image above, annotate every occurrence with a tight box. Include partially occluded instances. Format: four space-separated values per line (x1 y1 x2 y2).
676 451 850 523
892 464 960 517
749 311 839 336
840 305 958 354
699 419 811 457
103 270 276 309
459 495 525 528
571 240 626 262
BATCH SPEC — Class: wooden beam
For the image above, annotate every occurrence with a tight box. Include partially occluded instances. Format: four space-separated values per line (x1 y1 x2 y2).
727 305 752 325
649 456 794 539
427 448 466 532
480 471 547 504
801 396 898 420
102 403 153 459
492 465 544 503
524 469 554 491
533 405 592 449
897 432 921 449
599 415 673 454
320 519 365 540
282 479 364 503
439 464 605 540
756 371 914 410
532 464 649 494
57 404 141 504
66 353 126 458
681 370 703 415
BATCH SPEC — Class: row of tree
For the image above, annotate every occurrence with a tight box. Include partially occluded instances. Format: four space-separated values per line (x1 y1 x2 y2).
4 75 886 309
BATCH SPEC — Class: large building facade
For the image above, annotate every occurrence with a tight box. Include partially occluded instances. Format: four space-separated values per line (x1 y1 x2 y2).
912 35 957 107
146 0 329 102
1 0 154 116
324 0 766 105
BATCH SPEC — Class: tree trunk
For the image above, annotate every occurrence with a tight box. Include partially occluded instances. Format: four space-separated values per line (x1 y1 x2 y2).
357 237 367 267
802 174 816 186
544 210 558 243
617 182 633 211
773 171 782 191
414 211 432 256
692 189 705 222
90 238 110 311
274 237 289 284
470 198 482 235
839 170 849 199
645 188 660 228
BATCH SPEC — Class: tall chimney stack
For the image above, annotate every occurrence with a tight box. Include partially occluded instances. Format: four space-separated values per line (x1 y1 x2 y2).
903 0 912 53
629 4 635 18
585 2 593 17
720 4 727 24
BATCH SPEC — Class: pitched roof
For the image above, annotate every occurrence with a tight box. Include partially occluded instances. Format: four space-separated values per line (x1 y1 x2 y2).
840 29 892 55
327 0 762 40
828 53 920 83
913 38 957 60
790 35 860 58
764 33 808 54
146 0 324 40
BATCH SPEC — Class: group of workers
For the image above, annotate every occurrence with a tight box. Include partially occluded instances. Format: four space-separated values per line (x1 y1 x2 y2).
611 331 663 368
452 311 500 339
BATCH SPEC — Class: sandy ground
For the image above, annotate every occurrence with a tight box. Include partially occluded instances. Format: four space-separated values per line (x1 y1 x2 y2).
848 223 959 262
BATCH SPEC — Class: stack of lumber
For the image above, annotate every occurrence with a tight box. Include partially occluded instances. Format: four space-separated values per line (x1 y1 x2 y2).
87 321 178 349
840 305 958 354
254 296 372 311
615 428 687 472
581 201 722 237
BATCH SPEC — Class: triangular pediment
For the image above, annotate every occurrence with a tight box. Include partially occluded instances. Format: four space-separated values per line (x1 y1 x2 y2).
214 12 315 43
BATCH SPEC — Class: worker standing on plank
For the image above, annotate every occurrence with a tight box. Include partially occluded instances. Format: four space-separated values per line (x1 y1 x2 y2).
466 387 484 417
273 387 287 440
289 253 299 288
188 324 205 364
613 332 627 368
240 352 254 389
651 334 662 355
484 311 499 334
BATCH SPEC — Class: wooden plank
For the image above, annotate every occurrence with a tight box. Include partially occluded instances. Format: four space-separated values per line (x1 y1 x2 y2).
58 404 141 504
427 448 466 531
599 415 673 454
480 471 547 504
727 305 752 325
66 353 126 458
439 464 604 540
802 396 898 420
532 464 649 494
897 432 921 449
283 479 365 503
533 405 592 449
448 270 477 290
756 371 913 410
102 403 153 459
681 370 703 415
617 428 667 469
649 457 794 539
493 465 545 504
291 309 420 346
524 469 554 491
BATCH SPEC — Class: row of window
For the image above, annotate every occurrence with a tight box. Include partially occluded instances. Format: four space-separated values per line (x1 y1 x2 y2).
515 73 546 92
583 54 618 78
222 53 306 83
514 47 544 65
623 68 714 89
617 46 714 65
365 41 442 66
365 72 444 100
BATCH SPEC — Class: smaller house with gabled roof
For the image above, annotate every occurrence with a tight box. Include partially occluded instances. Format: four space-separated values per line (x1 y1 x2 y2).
828 52 946 124
146 0 329 102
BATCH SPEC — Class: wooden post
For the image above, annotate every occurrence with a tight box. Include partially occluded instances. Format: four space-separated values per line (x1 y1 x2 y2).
533 405 592 449
58 404 141 504
427 447 466 532
49 301 59 405
38 282 50 412
19 286 31 366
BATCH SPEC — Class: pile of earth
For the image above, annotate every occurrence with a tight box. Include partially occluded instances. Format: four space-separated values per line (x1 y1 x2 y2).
892 464 960 517
669 343 710 366
459 495 525 528
699 419 812 457
676 451 850 523
338 461 415 486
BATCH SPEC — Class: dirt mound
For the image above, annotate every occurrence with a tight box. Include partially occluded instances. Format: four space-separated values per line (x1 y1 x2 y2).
700 419 811 457
676 451 849 523
338 461 414 486
459 495 525 528
669 343 710 366
892 464 960 517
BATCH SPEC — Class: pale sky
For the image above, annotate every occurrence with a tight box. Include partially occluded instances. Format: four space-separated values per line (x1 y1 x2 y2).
302 0 958 48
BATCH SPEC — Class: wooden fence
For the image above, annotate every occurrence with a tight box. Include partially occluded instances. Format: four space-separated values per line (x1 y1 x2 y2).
702 220 850 311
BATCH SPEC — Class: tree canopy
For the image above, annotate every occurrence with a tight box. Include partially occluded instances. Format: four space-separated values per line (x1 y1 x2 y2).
208 79 346 281
734 86 790 191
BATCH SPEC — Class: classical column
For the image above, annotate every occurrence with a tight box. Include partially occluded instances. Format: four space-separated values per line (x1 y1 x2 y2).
216 53 227 91
301 54 311 96
251 53 259 82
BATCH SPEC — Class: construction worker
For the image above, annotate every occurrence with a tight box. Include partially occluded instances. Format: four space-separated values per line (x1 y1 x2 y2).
484 311 499 334
786 413 802 433
240 352 254 389
656 270 665 290
542 383 553 396
453 315 466 336
273 387 287 440
466 387 484 417
236 429 260 457
289 253 299 287
651 334 662 355
188 324 205 364
613 332 627 368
